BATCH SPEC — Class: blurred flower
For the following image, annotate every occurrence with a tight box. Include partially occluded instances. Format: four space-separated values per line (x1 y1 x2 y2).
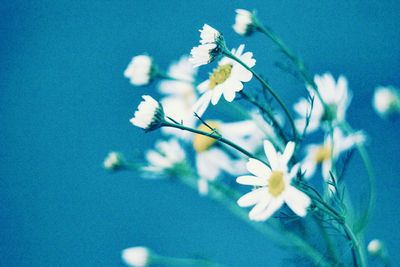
122 246 150 267
189 24 224 67
124 55 155 86
367 239 383 256
158 56 197 98
237 140 311 221
193 44 256 116
301 128 366 180
160 96 196 141
373 86 400 118
294 73 351 133
142 139 186 175
130 95 165 132
233 9 256 36
193 120 258 187
103 152 125 171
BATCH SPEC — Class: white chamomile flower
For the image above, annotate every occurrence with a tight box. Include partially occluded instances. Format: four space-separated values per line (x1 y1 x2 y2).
233 9 256 36
193 120 258 184
193 44 256 116
301 128 366 180
130 95 165 132
294 73 351 133
121 246 151 267
189 24 224 67
142 138 186 175
160 96 196 141
373 86 400 118
103 152 125 171
158 56 197 98
237 140 311 221
124 55 156 86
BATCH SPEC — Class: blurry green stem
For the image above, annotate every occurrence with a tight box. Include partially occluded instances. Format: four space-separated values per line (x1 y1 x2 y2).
222 48 298 141
239 91 288 143
153 255 223 267
178 172 330 267
253 21 326 105
341 122 376 233
161 121 269 167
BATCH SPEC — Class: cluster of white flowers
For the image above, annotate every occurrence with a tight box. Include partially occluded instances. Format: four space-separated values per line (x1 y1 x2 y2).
112 8 395 267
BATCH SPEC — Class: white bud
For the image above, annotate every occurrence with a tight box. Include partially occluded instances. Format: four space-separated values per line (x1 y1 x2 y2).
103 152 125 171
367 239 383 256
373 86 400 118
122 246 150 267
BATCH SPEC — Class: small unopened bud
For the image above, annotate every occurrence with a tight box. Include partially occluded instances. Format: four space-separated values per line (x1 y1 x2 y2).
103 152 125 171
122 246 151 267
373 86 400 119
367 239 383 256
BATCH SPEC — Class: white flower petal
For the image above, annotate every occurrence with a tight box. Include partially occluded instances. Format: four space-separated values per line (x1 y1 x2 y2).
263 140 279 170
237 187 267 207
246 158 271 178
236 175 267 186
250 198 284 221
284 186 311 217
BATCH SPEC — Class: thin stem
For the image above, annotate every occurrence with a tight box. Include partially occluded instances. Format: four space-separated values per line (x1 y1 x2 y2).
312 214 339 264
222 49 298 141
178 172 330 267
341 122 376 233
154 255 223 267
254 22 326 106
161 121 270 167
239 91 288 143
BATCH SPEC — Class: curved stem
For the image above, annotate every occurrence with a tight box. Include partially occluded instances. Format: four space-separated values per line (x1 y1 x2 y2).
161 121 270 167
178 172 330 267
254 22 326 106
239 91 288 143
341 122 376 233
222 49 298 141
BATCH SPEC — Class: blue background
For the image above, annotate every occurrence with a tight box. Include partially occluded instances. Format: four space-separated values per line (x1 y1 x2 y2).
1 1 399 266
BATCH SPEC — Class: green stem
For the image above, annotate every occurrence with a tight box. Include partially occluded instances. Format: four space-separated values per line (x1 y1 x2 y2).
239 91 288 143
154 255 223 267
222 49 298 141
313 214 339 264
254 22 326 106
161 121 270 167
179 173 330 267
341 122 376 233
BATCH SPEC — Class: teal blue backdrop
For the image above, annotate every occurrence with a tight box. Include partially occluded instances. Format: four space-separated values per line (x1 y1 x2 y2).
1 1 399 266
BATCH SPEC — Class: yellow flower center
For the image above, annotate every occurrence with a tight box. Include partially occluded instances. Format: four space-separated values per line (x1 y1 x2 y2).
268 171 285 197
313 145 331 163
208 64 233 89
192 121 220 152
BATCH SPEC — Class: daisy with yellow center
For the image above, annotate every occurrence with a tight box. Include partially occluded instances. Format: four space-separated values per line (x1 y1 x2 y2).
193 119 264 195
302 128 366 180
193 44 256 116
236 140 311 221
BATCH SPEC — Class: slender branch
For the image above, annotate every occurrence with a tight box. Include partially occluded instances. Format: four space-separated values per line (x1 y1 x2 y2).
239 91 288 143
161 121 270 167
222 49 298 141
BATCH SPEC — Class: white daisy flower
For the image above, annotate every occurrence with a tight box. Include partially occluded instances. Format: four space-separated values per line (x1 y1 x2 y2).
142 138 186 175
294 73 351 133
189 24 224 67
233 9 256 36
103 151 125 171
236 140 311 221
124 55 155 86
193 120 262 185
121 246 150 267
193 44 256 116
130 95 164 132
158 56 197 98
373 86 400 118
301 128 366 180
